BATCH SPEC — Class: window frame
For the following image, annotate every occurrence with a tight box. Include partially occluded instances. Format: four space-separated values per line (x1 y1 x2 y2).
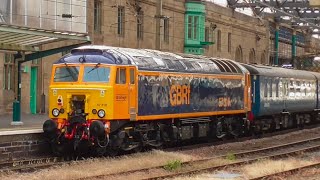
94 0 102 33
217 30 221 52
117 6 125 37
186 15 200 41
163 17 169 43
228 32 231 53
116 68 127 84
137 11 144 40
3 53 14 90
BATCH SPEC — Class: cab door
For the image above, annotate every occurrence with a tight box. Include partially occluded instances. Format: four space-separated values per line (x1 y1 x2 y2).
128 66 137 121
114 67 129 119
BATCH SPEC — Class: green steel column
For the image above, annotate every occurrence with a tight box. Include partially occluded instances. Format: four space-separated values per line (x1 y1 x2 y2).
291 30 296 65
274 25 279 66
12 53 24 125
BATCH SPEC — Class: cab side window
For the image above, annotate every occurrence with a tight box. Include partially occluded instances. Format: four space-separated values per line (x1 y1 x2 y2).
116 68 126 84
130 69 135 84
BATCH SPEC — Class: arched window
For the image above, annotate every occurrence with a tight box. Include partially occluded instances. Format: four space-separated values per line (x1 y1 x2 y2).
261 50 267 64
235 45 243 63
249 48 255 64
217 30 221 52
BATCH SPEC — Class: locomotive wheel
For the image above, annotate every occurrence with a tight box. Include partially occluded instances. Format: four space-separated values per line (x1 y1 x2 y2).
132 142 143 153
215 121 227 139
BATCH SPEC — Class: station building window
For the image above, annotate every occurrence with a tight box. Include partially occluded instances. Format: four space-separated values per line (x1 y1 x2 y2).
164 17 169 43
187 15 200 40
217 30 221 52
228 32 231 53
118 6 125 37
94 0 102 33
3 53 14 90
137 11 144 40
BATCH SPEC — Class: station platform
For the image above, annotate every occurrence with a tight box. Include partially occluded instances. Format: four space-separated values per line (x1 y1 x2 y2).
0 113 47 133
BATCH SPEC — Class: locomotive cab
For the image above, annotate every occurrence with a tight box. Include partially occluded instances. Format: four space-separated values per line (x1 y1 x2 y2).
43 50 138 155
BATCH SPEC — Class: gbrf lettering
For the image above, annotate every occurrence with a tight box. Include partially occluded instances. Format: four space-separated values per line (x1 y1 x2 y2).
170 84 191 106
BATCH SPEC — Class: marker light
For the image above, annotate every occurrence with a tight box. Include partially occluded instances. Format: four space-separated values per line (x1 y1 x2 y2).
52 108 60 117
98 109 105 118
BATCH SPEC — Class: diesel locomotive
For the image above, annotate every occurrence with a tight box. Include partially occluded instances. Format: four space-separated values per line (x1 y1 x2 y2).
43 45 320 155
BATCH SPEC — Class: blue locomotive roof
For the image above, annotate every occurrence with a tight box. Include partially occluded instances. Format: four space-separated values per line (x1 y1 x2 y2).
54 45 248 75
242 64 316 80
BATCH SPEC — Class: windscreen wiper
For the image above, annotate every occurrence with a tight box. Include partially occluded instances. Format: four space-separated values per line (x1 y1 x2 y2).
64 62 78 81
87 63 101 73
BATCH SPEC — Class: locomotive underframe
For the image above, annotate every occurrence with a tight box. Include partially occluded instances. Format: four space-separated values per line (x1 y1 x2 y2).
252 110 320 133
44 114 250 156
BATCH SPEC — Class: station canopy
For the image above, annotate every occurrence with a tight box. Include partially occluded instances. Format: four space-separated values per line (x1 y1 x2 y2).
0 23 90 52
227 0 320 34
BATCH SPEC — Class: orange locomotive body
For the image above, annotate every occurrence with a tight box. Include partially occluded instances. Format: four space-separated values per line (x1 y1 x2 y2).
43 46 251 155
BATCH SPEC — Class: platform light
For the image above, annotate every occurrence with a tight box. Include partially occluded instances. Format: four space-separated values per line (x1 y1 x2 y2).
98 109 105 118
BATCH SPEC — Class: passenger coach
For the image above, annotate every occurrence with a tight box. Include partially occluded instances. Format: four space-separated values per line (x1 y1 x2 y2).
242 64 320 132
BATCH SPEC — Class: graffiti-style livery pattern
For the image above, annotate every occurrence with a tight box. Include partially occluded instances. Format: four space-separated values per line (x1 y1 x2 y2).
138 74 245 116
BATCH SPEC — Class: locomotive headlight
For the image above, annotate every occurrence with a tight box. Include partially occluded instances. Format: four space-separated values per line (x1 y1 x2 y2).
52 108 60 117
98 109 105 118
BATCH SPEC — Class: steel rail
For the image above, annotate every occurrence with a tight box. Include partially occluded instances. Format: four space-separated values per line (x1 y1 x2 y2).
78 136 320 180
249 161 320 180
142 143 320 180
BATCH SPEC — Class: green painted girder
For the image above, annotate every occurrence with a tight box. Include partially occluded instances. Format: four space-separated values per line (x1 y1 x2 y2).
23 41 91 62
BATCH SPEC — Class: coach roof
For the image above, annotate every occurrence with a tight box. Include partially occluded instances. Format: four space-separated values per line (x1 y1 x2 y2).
242 64 316 80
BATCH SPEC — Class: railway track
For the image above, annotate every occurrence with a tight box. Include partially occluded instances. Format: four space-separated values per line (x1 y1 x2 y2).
1 127 320 175
165 124 320 152
249 161 320 180
82 136 320 180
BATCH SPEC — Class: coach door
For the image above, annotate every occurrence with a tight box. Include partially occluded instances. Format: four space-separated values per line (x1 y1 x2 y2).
128 67 137 121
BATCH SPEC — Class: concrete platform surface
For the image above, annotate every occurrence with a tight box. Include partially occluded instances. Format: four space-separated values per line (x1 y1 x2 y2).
0 113 48 131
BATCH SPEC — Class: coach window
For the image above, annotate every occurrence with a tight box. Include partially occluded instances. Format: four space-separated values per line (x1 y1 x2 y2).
116 68 126 84
296 81 301 97
289 80 294 97
264 79 268 97
269 79 272 97
302 81 306 96
275 79 279 97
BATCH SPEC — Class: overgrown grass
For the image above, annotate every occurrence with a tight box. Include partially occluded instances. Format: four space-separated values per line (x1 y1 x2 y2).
225 153 236 161
163 160 182 171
